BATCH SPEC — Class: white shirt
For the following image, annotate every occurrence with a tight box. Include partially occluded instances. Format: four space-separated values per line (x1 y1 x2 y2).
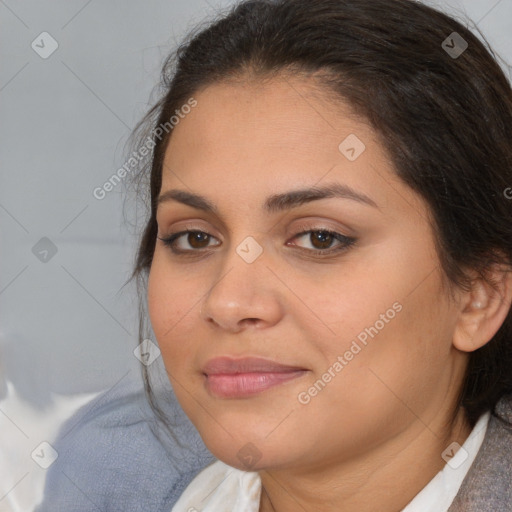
172 412 490 512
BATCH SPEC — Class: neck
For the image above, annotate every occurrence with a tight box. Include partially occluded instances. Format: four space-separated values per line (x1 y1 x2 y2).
258 407 471 512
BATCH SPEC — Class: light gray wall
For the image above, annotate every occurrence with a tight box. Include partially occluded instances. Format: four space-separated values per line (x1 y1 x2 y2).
0 0 511 507
0 0 236 406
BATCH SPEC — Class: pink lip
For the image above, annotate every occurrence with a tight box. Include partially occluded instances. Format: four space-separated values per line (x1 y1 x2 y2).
203 357 308 399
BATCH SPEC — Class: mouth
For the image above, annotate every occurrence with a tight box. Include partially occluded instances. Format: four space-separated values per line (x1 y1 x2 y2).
202 356 308 399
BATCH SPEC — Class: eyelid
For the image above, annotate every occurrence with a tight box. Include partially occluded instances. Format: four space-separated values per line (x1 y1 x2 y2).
157 222 220 244
157 219 351 242
285 217 357 245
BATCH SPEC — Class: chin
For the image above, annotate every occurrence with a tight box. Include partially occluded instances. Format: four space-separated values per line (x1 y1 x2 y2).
198 423 304 473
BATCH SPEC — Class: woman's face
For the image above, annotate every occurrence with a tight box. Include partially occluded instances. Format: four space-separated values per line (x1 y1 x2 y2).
147 76 468 471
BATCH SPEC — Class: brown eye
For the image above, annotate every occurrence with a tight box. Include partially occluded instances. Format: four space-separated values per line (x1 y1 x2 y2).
187 231 211 249
158 230 220 253
287 228 356 255
158 227 356 258
309 230 334 250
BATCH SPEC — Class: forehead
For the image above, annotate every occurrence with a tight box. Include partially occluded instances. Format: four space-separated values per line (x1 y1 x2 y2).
159 76 425 220
167 76 367 157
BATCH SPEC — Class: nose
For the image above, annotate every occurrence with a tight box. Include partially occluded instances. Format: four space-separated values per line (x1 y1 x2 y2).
200 244 285 333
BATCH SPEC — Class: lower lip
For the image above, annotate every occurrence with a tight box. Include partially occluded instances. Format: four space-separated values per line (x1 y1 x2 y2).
204 371 307 398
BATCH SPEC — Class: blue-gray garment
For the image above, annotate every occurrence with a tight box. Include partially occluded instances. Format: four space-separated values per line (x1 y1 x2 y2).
36 377 215 512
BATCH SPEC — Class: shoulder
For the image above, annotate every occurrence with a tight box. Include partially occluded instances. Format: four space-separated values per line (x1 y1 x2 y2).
449 394 512 511
36 379 214 512
171 460 261 512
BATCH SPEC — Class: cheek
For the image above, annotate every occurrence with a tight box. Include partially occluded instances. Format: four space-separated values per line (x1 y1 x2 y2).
148 257 185 348
302 244 453 391
147 260 171 338
147 253 205 371
338 272 454 415
295 260 402 352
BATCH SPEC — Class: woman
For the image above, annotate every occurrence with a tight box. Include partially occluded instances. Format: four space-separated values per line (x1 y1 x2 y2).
131 0 512 510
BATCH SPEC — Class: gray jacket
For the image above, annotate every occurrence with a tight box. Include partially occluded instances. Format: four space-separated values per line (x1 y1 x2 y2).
449 395 512 511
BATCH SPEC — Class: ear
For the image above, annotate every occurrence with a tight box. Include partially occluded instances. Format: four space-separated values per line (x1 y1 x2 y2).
453 265 512 352
453 266 512 352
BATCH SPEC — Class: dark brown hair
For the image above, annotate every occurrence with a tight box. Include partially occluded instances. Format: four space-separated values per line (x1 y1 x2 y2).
129 0 512 429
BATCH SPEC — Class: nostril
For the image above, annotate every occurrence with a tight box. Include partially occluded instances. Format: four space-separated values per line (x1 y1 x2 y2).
241 318 260 326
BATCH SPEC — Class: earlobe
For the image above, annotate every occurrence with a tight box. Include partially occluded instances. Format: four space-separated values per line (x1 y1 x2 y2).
453 268 512 353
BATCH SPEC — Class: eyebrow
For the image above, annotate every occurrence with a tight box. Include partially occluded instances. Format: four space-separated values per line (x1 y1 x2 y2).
157 183 378 214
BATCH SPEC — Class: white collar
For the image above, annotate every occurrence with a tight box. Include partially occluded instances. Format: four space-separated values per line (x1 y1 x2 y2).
172 412 490 512
402 411 490 511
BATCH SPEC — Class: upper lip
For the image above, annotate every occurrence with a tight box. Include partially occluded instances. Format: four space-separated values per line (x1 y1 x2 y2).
202 357 306 375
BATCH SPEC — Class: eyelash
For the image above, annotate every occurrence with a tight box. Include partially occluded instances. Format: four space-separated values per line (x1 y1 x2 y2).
157 225 356 258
